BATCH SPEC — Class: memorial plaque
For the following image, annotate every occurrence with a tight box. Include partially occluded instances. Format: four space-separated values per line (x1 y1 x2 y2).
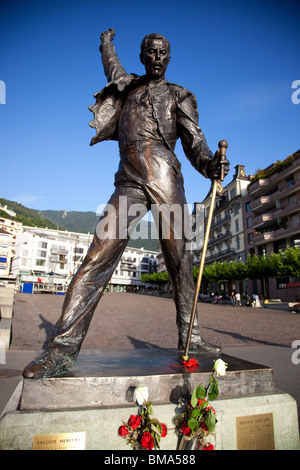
236 413 275 450
32 432 85 450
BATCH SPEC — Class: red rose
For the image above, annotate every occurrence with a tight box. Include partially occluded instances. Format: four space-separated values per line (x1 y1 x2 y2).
182 358 199 369
118 425 129 436
128 414 142 430
206 406 216 415
181 423 191 436
161 423 167 437
202 444 214 450
200 423 208 432
198 398 207 406
141 431 154 450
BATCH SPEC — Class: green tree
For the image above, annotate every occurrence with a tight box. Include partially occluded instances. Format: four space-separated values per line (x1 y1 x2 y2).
141 271 169 284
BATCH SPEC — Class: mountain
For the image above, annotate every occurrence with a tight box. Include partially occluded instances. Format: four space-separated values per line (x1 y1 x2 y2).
41 210 98 234
41 209 159 252
0 197 60 230
0 198 158 252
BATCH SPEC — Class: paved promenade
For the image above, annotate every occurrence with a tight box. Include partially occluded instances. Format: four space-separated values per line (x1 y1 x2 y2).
9 292 299 350
1 292 300 429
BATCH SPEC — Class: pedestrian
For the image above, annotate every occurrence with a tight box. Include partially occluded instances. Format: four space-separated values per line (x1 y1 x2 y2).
252 294 261 308
235 292 241 307
230 291 236 307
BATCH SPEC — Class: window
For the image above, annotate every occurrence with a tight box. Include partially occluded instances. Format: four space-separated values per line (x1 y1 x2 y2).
288 194 297 207
245 202 251 212
248 233 253 243
291 214 299 226
236 236 240 250
37 250 47 258
230 188 236 199
235 219 239 232
258 246 266 257
286 175 295 187
36 259 45 266
247 217 252 228
38 241 48 249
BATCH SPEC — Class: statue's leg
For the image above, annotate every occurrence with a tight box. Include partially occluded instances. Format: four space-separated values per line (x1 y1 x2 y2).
23 184 149 378
148 168 221 355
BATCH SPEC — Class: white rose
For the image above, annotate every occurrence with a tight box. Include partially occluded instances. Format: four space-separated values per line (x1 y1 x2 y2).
213 359 228 376
133 386 149 405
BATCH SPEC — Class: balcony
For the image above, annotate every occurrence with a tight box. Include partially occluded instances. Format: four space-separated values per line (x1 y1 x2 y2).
252 224 300 246
211 213 231 229
248 156 299 197
248 178 270 197
252 213 274 229
208 231 232 247
251 194 278 213
205 247 236 262
252 203 299 230
51 248 68 255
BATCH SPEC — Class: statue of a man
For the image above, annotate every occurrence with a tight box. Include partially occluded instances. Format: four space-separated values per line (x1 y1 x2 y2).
23 30 229 379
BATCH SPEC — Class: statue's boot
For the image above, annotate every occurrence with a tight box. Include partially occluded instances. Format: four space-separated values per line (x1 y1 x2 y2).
178 329 222 355
22 348 78 379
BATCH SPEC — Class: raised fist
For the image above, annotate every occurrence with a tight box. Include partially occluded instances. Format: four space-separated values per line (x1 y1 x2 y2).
100 28 115 45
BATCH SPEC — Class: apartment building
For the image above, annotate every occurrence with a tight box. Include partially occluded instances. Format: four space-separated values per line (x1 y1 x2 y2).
243 150 300 300
0 214 22 237
11 226 157 293
193 165 251 263
0 214 23 276
0 228 15 276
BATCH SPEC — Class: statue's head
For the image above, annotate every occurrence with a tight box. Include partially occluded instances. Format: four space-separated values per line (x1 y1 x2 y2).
140 33 171 79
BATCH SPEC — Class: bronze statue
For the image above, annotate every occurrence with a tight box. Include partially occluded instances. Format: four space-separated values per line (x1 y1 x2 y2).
23 29 229 379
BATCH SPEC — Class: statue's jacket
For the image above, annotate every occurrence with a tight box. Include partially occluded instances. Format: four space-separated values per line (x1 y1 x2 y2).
89 42 213 178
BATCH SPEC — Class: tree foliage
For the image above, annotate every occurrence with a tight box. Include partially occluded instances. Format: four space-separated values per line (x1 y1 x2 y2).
142 247 300 285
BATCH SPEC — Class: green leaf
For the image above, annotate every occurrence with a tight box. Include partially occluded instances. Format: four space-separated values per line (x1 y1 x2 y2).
205 408 216 432
188 417 199 432
191 408 200 418
191 388 198 408
196 384 207 399
151 423 161 436
208 377 219 401
147 402 153 415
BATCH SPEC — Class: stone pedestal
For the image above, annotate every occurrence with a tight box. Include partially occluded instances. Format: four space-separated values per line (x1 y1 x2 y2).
20 349 276 411
0 349 299 450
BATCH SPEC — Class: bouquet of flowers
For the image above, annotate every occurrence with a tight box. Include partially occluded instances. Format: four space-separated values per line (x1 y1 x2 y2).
118 386 167 450
175 359 228 450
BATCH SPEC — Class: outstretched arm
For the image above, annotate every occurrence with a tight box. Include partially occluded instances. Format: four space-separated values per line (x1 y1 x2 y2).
177 92 229 180
100 28 127 82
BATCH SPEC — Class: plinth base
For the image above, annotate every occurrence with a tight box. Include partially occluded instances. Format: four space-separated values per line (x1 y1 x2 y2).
20 349 276 411
1 349 299 450
1 392 299 450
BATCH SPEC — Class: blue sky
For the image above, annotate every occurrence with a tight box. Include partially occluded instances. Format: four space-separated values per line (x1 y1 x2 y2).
1 0 299 213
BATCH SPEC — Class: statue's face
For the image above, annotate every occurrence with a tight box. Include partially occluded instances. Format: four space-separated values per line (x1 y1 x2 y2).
140 38 170 79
